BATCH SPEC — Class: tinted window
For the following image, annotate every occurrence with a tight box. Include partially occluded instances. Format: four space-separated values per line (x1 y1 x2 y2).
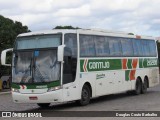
121 38 134 56
64 34 77 57
132 39 143 56
94 36 109 56
142 40 150 56
80 35 96 57
16 34 61 49
79 35 157 57
63 34 77 84
148 40 157 56
108 37 122 56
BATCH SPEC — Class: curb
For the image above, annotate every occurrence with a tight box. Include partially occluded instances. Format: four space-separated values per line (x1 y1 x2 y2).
0 91 11 95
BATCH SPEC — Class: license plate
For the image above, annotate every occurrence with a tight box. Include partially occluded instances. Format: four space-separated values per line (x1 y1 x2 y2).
29 96 38 100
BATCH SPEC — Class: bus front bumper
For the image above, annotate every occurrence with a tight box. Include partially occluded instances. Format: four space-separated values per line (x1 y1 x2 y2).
12 90 63 103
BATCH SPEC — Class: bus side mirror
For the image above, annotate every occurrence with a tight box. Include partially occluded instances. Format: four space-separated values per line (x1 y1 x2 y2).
1 48 13 66
57 45 65 62
157 40 160 43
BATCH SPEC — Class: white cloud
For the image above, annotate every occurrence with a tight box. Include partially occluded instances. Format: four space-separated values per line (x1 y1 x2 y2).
18 0 53 12
54 4 91 17
0 0 160 36
8 13 48 25
152 19 160 24
90 0 141 12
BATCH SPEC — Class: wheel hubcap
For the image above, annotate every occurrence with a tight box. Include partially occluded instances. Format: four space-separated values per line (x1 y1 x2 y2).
82 89 88 102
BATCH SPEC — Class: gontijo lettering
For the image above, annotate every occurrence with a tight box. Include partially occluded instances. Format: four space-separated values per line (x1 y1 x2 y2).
89 61 110 69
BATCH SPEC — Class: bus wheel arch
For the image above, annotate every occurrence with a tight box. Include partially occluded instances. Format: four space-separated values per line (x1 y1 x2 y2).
83 82 92 97
76 82 92 106
144 76 149 88
141 76 149 94
134 76 142 95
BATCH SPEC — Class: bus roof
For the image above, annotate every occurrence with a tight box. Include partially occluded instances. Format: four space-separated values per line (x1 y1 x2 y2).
18 29 155 40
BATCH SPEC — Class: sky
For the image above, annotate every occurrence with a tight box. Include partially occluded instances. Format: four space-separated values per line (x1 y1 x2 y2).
1 0 160 37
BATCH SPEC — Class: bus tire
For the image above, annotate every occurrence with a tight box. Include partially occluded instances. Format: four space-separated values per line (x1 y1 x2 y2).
37 103 50 108
141 78 148 94
133 78 142 95
77 85 91 106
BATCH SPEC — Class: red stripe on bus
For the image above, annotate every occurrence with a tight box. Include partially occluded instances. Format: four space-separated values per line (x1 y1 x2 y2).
132 59 138 69
130 70 136 80
122 59 127 69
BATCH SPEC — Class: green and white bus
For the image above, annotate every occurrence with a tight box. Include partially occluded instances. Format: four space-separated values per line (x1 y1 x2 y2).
1 29 159 107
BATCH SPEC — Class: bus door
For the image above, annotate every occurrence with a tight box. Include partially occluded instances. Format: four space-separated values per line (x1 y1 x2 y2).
62 34 78 101
62 49 78 101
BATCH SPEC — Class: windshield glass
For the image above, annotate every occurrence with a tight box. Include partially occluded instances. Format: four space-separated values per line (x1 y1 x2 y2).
34 50 60 83
12 34 61 83
13 51 33 83
12 49 60 83
16 34 61 49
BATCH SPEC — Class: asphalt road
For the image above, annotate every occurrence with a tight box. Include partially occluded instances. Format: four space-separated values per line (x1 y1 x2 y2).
1 84 160 119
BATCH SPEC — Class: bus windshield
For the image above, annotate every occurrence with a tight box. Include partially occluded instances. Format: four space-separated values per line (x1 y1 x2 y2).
16 34 61 49
12 34 62 84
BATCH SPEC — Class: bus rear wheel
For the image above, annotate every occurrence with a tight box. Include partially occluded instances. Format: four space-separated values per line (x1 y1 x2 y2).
141 78 148 94
134 78 142 95
77 85 91 106
37 103 50 108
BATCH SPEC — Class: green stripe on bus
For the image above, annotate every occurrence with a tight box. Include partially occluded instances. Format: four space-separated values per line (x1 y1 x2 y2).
125 70 130 81
11 83 20 89
80 58 158 72
80 60 85 72
80 59 122 72
139 59 143 68
11 80 60 89
127 59 132 69
139 58 158 68
47 80 60 88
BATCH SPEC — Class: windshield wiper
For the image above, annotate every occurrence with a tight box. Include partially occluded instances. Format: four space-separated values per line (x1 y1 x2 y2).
29 58 32 75
34 67 45 82
50 58 58 68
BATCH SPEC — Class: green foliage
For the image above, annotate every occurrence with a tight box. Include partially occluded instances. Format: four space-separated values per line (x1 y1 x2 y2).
54 25 80 29
0 15 30 76
128 33 134 35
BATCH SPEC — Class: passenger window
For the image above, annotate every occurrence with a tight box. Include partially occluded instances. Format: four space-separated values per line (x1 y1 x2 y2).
63 34 77 84
141 40 150 56
132 39 143 56
121 38 134 56
108 37 122 56
94 36 109 56
148 40 157 57
80 35 96 57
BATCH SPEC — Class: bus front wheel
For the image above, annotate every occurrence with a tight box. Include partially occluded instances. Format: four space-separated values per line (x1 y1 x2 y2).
37 103 50 108
77 85 91 106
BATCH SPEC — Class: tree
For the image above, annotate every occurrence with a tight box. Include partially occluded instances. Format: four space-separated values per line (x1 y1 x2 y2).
0 15 30 76
54 25 80 29
128 33 134 35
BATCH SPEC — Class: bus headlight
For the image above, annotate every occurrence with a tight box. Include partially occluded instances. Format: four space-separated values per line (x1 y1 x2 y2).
47 86 62 92
12 88 20 93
